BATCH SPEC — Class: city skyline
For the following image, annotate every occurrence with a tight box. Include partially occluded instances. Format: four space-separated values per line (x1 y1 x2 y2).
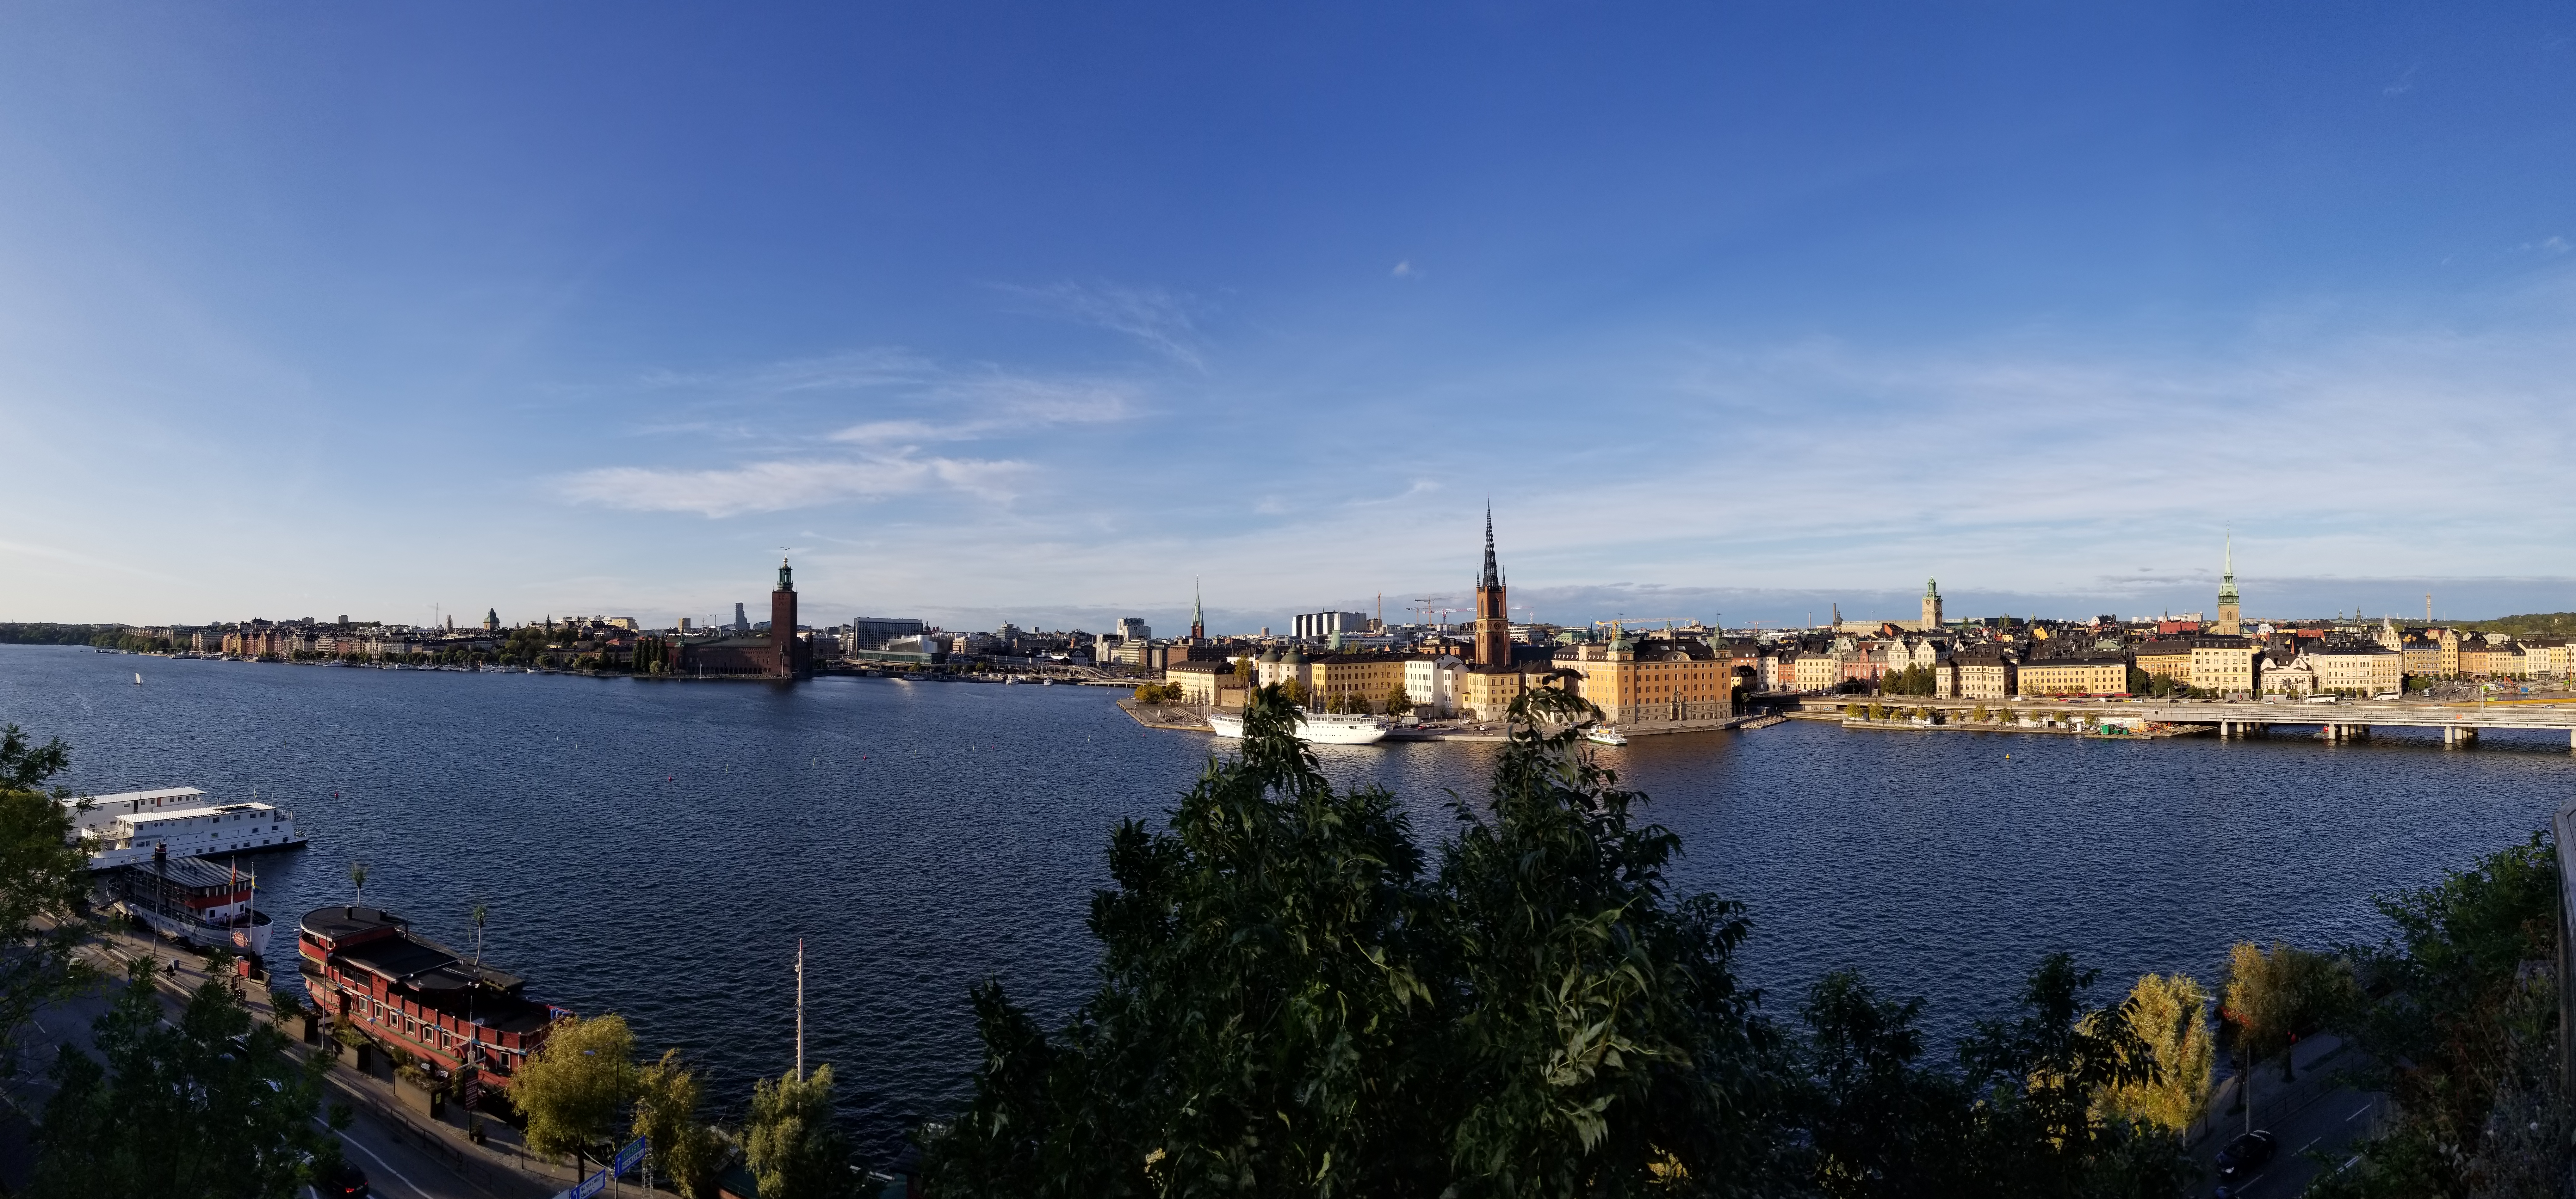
2 5 2571 625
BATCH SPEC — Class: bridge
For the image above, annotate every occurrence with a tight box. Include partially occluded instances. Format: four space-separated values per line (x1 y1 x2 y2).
2127 701 2576 746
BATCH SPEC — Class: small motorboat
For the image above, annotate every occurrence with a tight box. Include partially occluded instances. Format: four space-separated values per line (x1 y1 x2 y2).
1584 726 1630 746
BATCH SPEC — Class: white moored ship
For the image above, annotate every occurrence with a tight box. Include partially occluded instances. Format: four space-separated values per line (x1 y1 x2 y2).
60 787 307 870
100 849 273 954
1206 710 1390 746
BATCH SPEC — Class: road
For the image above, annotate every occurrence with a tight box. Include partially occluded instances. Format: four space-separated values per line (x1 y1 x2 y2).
2194 1036 2388 1198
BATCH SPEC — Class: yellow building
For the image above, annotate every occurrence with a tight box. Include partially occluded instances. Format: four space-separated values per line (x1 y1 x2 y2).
1457 665 1530 722
1792 653 1842 692
2437 628 2461 677
2133 639 2193 684
2307 644 2400 696
1163 660 1250 707
2016 655 2128 697
2400 639 2441 682
1307 654 1415 712
2190 639 2261 695
1953 648 2016 699
1557 634 1734 727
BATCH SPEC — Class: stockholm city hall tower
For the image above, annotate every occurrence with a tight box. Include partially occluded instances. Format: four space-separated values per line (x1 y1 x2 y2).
1472 507 1511 668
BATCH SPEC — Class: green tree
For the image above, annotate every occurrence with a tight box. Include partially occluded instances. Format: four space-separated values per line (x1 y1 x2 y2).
0 725 91 1076
927 684 1785 1196
514 1013 640 1175
30 963 342 1199
1438 686 1779 1193
2220 942 2356 1082
2095 973 2213 1135
1384 683 1416 716
347 859 368 907
1954 952 2179 1197
2313 834 2560 1199
635 1049 725 1199
746 1065 856 1199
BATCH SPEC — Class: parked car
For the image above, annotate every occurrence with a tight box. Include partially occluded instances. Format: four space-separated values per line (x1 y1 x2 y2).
2215 1129 2276 1183
317 1158 369 1198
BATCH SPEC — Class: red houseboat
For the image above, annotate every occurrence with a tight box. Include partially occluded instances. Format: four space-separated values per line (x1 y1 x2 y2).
297 905 560 1086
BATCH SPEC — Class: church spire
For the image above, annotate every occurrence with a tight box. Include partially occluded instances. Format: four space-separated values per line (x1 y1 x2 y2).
1190 577 1205 641
1479 504 1500 590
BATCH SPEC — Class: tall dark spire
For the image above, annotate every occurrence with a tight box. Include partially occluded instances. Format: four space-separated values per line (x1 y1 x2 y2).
1479 504 1500 590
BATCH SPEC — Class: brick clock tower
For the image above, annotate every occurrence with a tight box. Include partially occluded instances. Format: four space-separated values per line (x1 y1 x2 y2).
769 556 805 678
1472 508 1511 668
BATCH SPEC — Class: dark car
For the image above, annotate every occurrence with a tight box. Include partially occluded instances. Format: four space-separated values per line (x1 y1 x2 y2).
317 1158 369 1198
2215 1129 2276 1181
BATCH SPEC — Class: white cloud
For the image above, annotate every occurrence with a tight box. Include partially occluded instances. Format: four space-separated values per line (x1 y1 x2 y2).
1391 260 1420 279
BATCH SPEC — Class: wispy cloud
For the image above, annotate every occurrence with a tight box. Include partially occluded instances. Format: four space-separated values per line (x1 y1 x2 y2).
988 281 1204 367
557 353 1143 517
559 454 1028 518
1391 260 1421 279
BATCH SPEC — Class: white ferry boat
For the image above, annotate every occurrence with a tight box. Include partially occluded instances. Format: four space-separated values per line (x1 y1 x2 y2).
1584 726 1630 746
1206 710 1390 745
100 850 272 953
60 787 307 870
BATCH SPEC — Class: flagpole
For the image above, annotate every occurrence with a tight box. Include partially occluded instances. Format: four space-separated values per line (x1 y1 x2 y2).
795 939 805 1082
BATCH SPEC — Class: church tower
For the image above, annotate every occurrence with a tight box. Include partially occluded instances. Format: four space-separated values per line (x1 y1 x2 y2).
1190 578 1205 642
2215 532 2242 635
1920 577 1943 631
1472 507 1511 668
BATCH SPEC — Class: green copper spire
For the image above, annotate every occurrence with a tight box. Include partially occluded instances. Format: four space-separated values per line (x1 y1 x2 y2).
2218 530 2238 605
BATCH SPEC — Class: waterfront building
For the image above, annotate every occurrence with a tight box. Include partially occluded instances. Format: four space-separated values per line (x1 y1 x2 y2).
2259 652 2316 697
1404 653 1463 716
1256 645 1310 693
2437 627 2461 677
2015 654 2128 698
298 906 558 1090
1456 663 1528 722
2214 534 2243 635
2189 636 2261 695
670 559 813 678
1163 659 1246 707
2309 642 2401 695
1557 630 1735 728
2400 636 2442 681
1306 654 1414 712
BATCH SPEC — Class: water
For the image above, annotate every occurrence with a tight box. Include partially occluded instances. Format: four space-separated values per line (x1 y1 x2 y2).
5 646 2566 1161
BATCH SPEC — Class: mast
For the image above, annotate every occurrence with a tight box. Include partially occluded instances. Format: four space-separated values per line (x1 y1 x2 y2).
794 938 805 1082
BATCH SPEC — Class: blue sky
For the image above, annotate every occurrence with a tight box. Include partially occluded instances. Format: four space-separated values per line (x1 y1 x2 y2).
2 4 2571 633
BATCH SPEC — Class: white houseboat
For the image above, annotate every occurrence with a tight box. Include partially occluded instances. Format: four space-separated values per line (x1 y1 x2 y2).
1206 710 1390 745
61 788 307 870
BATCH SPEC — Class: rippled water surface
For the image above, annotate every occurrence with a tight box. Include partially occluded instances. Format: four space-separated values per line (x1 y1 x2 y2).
4 646 2567 1161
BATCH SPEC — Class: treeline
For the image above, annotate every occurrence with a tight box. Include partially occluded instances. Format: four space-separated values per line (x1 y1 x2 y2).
923 685 2570 1199
2458 612 2576 638
0 623 116 645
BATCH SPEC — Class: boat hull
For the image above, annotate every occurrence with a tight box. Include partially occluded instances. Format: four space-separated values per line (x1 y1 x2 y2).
1206 712 1390 745
117 903 274 955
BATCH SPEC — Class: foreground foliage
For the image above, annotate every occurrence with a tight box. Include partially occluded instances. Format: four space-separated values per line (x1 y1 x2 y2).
31 964 342 1199
926 685 2197 1197
2311 833 2564 1199
746 1064 858 1199
0 724 92 1079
